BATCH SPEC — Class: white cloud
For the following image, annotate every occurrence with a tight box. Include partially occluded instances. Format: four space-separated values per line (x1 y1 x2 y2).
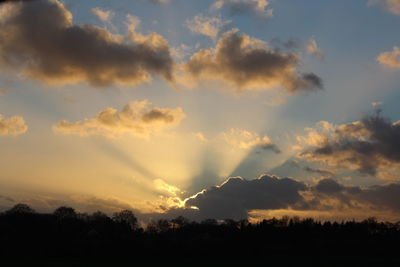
306 37 324 60
222 128 279 152
186 14 231 40
91 7 114 23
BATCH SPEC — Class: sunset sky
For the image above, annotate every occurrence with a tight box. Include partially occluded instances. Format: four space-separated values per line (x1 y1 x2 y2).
1 0 400 222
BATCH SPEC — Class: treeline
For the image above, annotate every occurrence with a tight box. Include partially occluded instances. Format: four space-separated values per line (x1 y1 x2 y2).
1 204 400 259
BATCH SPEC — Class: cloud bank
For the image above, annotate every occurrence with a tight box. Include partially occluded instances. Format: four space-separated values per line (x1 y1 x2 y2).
160 174 400 221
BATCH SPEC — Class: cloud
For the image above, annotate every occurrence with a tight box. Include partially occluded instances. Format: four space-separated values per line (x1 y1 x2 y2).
372 101 383 107
154 179 183 197
303 166 336 177
368 0 400 15
171 43 200 61
358 183 400 211
312 178 400 213
183 174 307 220
298 114 400 175
186 14 231 41
0 0 174 87
12 194 140 215
0 0 35 3
211 0 273 18
91 7 114 23
0 195 14 203
193 132 208 142
222 128 280 153
147 0 169 4
182 29 323 93
53 100 186 138
314 178 346 195
0 88 7 95
174 175 400 221
306 37 324 60
377 46 400 68
0 114 28 136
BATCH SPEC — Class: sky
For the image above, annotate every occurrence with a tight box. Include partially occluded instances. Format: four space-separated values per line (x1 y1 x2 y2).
1 0 400 222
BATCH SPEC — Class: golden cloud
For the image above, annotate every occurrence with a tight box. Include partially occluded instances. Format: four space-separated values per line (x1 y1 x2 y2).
0 114 28 136
298 115 400 175
221 128 280 152
53 100 186 138
377 46 400 68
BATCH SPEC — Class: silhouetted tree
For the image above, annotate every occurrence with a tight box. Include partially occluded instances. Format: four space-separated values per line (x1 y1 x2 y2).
112 210 138 230
5 203 35 214
201 218 218 226
53 206 77 219
171 216 189 229
0 206 399 262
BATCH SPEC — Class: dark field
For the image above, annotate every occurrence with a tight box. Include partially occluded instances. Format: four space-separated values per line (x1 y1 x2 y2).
2 205 400 266
2 257 400 267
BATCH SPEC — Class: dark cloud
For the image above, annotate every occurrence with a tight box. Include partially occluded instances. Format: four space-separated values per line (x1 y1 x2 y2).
302 73 324 90
156 175 400 221
0 0 35 3
211 0 273 19
312 178 400 213
314 178 345 194
260 143 281 153
300 115 400 175
359 183 400 211
270 38 301 51
0 0 174 87
183 175 307 220
303 166 336 177
147 0 169 4
183 29 323 93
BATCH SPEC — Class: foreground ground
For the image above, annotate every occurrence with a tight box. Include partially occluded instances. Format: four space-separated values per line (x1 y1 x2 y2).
2 257 400 267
